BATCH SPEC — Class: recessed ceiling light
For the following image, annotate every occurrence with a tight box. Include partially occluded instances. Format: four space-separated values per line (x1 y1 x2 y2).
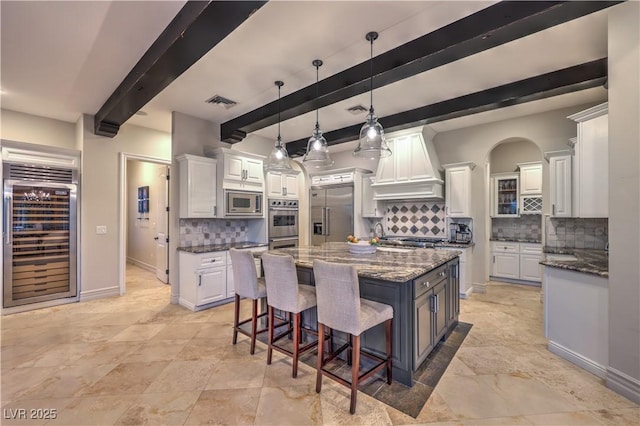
135 110 148 116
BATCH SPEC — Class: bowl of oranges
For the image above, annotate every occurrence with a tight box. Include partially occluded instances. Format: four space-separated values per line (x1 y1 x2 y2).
347 235 379 254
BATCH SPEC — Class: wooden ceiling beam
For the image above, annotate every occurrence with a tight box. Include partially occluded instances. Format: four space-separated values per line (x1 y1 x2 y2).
285 58 608 156
94 1 267 137
221 0 620 143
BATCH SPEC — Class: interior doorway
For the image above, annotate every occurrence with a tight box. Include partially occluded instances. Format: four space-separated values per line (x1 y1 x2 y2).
118 153 171 296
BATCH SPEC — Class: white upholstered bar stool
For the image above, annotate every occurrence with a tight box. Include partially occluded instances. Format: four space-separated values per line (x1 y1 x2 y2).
261 252 318 378
229 248 268 355
312 259 393 415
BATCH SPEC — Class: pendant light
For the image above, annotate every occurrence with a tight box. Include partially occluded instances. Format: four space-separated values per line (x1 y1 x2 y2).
302 59 334 168
353 31 392 160
265 80 293 171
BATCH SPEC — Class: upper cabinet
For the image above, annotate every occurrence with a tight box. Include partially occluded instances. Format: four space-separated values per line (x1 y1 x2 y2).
266 171 300 199
568 103 608 218
206 147 264 191
492 173 519 217
176 154 217 218
546 150 572 218
517 161 542 215
443 162 475 218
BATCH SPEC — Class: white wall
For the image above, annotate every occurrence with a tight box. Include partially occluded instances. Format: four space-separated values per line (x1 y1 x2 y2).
126 160 163 270
489 138 542 173
79 115 171 299
607 1 640 403
1 109 76 149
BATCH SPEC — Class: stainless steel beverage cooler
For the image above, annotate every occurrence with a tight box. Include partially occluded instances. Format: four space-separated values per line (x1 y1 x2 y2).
3 162 78 308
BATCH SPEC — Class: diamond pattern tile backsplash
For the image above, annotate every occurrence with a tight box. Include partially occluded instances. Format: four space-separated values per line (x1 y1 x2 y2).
492 216 542 241
179 219 248 247
545 217 608 249
374 202 446 238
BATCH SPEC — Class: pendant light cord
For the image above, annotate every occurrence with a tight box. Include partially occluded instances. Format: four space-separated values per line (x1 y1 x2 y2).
369 37 374 114
277 82 282 143
315 64 320 130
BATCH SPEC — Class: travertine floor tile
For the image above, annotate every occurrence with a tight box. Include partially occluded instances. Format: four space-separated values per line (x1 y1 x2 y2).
255 384 323 425
48 395 136 425
78 361 169 396
205 356 266 390
18 363 116 400
144 360 215 393
185 388 261 425
589 407 640 425
108 324 166 342
319 383 392 425
125 339 190 363
524 411 605 425
114 391 200 425
1 397 73 426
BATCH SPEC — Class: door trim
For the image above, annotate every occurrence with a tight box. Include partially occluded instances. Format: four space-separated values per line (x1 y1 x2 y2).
118 153 170 296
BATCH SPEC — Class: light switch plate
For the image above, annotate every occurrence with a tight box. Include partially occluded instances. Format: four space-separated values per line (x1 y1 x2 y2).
96 225 107 234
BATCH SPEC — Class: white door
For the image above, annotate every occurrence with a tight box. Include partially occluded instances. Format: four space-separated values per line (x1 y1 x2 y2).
155 165 169 283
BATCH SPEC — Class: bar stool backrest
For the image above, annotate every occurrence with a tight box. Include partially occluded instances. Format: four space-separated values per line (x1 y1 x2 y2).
229 248 260 299
312 259 362 336
261 252 300 312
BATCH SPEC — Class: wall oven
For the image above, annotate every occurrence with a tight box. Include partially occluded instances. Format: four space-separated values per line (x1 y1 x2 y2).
225 190 262 216
268 199 298 239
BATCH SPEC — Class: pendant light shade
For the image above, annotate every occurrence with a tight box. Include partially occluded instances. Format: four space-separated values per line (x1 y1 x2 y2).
265 80 293 171
354 31 392 160
303 59 334 169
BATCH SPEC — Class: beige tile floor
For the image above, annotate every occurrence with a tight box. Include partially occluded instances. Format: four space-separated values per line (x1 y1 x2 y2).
1 265 638 425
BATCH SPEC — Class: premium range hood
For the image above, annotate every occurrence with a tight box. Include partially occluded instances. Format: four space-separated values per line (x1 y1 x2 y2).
371 126 444 200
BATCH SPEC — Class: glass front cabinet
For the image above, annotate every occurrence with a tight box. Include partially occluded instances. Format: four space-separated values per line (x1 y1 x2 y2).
492 173 519 217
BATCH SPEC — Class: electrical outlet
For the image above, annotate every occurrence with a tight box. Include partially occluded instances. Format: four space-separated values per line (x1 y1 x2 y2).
96 225 107 234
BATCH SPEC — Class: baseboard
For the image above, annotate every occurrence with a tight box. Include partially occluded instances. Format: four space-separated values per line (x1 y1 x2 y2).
460 287 473 299
472 281 486 294
126 257 155 273
178 298 197 311
606 367 640 405
80 286 120 302
548 340 607 379
171 293 180 304
490 276 542 287
1 297 78 315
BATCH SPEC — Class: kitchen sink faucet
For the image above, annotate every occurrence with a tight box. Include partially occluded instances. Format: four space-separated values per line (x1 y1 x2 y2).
374 222 385 238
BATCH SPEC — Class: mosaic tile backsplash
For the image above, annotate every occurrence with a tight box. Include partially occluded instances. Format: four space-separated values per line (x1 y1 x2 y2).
545 217 608 249
492 216 542 242
179 219 248 247
372 202 446 238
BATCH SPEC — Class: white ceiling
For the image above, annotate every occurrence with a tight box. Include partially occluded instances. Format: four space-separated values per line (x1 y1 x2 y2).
1 1 608 146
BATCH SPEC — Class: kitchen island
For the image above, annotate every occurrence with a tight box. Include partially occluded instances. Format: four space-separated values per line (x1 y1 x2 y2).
270 242 460 386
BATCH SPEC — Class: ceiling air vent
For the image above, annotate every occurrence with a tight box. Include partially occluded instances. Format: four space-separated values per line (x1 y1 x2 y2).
346 104 368 115
205 95 238 109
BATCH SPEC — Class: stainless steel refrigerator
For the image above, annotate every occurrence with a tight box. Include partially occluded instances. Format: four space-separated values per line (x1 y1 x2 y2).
310 184 353 245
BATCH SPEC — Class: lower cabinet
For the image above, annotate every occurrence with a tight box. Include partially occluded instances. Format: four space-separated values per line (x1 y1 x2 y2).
179 251 232 311
413 264 448 367
447 258 460 326
491 241 542 283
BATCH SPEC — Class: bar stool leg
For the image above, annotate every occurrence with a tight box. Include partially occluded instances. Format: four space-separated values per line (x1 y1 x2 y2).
350 334 360 414
232 294 240 345
386 319 393 384
267 306 275 365
316 322 325 393
250 299 258 355
292 312 300 378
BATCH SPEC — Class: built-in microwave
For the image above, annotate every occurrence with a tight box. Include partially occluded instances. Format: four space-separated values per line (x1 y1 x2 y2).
225 190 263 216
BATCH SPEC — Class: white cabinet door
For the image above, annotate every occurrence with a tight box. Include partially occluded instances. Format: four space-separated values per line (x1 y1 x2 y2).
520 254 542 282
283 174 299 198
549 154 572 217
492 253 519 279
519 162 542 195
577 113 608 217
224 154 245 181
197 267 227 306
492 174 519 217
244 157 264 184
266 173 284 197
177 154 217 218
445 166 471 217
362 175 383 217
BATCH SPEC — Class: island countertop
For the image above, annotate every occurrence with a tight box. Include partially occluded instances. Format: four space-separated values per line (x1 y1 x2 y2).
177 241 268 253
540 247 608 278
270 242 460 283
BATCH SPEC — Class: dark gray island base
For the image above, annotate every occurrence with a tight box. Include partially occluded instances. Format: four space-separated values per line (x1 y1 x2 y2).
270 242 461 387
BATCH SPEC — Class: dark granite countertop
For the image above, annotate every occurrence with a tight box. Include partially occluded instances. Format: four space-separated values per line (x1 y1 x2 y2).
435 242 475 248
178 241 268 254
490 238 542 244
270 242 460 283
540 247 608 278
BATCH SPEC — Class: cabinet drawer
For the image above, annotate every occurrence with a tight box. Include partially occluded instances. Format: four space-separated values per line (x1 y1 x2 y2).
491 242 519 253
413 264 447 298
194 251 227 268
519 243 542 255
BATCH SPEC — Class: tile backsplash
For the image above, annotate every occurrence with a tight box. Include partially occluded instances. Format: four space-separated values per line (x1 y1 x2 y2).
179 219 248 247
545 217 608 249
369 201 446 238
492 216 542 241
